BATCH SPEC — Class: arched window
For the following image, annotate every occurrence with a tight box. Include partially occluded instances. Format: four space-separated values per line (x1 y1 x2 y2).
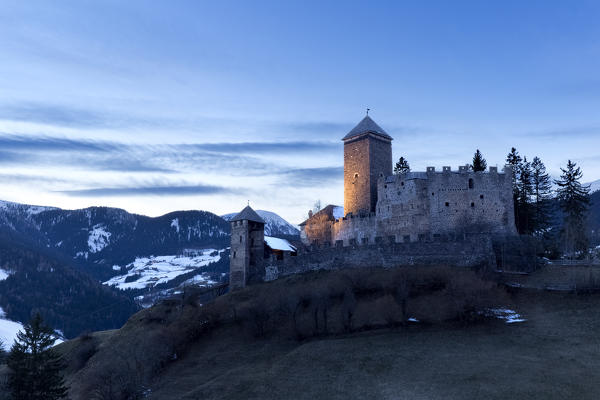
468 178 474 189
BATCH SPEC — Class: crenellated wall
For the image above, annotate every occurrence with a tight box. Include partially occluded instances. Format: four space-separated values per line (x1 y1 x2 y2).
302 166 517 247
264 234 496 281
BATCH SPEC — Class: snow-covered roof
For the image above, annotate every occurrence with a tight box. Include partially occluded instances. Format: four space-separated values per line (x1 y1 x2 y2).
265 236 296 252
342 116 392 141
332 206 344 219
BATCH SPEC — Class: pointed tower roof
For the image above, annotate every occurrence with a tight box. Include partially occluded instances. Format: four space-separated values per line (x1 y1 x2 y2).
230 205 265 223
342 115 392 141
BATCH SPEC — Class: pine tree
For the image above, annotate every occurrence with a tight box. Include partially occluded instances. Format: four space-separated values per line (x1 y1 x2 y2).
516 157 534 233
394 157 410 174
506 147 523 232
7 313 68 400
555 160 591 257
531 156 553 233
472 149 487 172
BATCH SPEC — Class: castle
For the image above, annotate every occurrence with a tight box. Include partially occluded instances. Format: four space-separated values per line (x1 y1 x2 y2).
229 115 518 289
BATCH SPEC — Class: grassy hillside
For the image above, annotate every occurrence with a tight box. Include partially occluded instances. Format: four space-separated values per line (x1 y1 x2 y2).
53 267 600 399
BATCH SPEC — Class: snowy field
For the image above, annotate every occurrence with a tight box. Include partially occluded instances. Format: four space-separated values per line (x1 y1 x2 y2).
104 249 223 290
0 309 23 350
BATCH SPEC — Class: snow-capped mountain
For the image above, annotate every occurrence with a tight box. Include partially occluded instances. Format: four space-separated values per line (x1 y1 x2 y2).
587 179 600 194
221 209 300 237
0 200 234 337
0 201 231 282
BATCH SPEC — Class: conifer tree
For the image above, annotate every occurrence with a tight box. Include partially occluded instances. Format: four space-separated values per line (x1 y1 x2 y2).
471 149 487 172
517 157 534 233
531 156 553 232
394 157 410 174
7 313 68 400
506 147 523 231
554 160 591 256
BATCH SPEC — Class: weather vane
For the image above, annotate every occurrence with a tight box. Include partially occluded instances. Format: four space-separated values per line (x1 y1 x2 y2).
366 107 370 116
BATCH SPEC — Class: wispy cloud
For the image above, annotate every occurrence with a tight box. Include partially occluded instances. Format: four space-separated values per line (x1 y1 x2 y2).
277 167 343 186
0 134 341 176
524 126 600 139
58 184 234 197
0 134 117 152
185 141 340 154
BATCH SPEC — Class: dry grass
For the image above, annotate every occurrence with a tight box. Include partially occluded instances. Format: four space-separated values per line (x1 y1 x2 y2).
57 266 512 399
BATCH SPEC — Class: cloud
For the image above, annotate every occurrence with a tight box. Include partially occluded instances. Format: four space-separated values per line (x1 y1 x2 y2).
525 126 600 138
0 103 115 129
185 141 340 154
0 134 344 179
58 184 234 197
0 135 117 152
0 173 72 185
0 102 184 130
284 121 352 135
277 167 343 186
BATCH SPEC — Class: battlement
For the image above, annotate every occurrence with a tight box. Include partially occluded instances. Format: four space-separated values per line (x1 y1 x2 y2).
264 234 497 282
414 165 508 175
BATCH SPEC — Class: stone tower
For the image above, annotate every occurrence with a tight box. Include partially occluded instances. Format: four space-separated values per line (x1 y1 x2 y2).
229 205 265 290
343 115 393 215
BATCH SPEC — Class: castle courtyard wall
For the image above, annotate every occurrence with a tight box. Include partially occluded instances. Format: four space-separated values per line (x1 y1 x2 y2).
264 235 496 281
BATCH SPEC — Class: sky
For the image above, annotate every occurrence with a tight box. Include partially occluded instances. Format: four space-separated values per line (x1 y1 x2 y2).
0 0 599 224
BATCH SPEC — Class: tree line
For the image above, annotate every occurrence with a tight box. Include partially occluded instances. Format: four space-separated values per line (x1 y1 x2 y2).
394 148 592 258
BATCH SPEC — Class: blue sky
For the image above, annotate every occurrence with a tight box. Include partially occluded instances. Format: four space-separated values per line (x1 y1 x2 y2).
0 0 599 223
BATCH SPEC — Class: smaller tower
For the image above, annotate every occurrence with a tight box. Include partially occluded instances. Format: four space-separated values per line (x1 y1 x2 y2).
229 205 265 289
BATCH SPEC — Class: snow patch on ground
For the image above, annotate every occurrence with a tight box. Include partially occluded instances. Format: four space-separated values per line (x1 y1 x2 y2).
488 308 526 324
0 268 11 281
0 318 24 350
88 224 111 253
104 249 223 290
171 218 180 233
0 307 64 350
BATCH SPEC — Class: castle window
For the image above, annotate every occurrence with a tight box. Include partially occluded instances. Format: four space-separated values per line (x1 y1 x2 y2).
432 192 435 196
239 235 242 243
401 182 405 186
471 202 475 207
354 173 359 178
445 202 449 207
468 178 474 189
233 251 236 258
480 194 484 199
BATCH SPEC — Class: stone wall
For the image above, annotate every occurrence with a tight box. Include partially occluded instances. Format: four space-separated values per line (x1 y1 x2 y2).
230 220 265 289
264 235 496 281
343 134 392 215
377 166 516 237
343 137 371 215
303 166 517 247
